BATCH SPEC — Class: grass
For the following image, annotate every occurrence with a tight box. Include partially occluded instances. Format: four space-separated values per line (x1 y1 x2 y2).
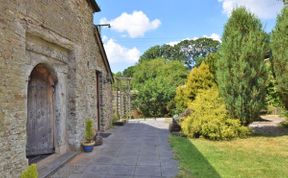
169 135 288 178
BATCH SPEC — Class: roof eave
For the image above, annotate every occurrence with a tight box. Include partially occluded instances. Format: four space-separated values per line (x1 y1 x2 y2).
93 26 114 83
90 0 101 12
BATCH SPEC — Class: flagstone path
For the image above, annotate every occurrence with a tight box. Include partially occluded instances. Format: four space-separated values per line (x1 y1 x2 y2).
249 115 288 136
50 119 179 178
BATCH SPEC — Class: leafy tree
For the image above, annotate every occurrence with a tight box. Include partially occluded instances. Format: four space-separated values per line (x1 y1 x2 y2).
216 8 268 125
139 38 220 69
122 65 136 77
175 63 215 112
178 38 220 68
132 58 188 117
139 45 185 63
271 7 288 110
140 45 166 62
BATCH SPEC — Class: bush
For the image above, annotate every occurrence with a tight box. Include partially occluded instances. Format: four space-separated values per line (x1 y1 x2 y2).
85 119 94 143
174 85 190 113
181 88 250 140
175 63 215 112
20 164 38 178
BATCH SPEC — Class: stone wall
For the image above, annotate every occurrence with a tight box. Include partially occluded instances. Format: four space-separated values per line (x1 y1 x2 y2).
0 0 113 177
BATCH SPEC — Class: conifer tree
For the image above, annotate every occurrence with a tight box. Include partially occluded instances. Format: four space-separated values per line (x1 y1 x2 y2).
271 7 288 110
216 8 268 125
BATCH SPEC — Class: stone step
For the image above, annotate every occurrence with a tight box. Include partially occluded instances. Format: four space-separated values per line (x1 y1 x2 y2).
37 151 78 178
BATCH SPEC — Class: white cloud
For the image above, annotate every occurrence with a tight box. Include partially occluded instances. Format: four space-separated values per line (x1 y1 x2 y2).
100 11 161 38
167 41 181 46
102 35 108 42
218 0 284 19
203 33 222 42
103 38 141 66
167 33 222 46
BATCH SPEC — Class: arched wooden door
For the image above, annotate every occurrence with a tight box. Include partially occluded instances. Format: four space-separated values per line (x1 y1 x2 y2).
26 64 56 156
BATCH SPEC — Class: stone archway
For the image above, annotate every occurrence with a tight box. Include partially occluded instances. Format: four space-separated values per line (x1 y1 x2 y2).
26 64 57 160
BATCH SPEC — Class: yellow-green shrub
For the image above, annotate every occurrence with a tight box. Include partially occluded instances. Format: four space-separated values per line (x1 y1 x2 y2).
181 87 250 140
20 164 38 178
175 63 215 112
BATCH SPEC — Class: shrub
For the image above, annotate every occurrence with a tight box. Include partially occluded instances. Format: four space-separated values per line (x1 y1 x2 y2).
20 164 38 178
85 119 94 143
216 8 268 125
174 85 190 113
181 88 250 140
271 7 288 110
175 63 215 112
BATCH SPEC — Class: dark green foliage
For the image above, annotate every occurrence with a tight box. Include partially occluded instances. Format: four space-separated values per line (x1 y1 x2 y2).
85 119 94 143
122 65 136 77
139 38 220 69
181 87 250 140
271 7 288 110
139 45 185 63
20 164 38 178
132 58 188 117
216 8 268 125
265 60 284 114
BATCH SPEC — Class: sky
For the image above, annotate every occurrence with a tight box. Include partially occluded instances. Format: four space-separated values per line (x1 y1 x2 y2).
93 0 285 72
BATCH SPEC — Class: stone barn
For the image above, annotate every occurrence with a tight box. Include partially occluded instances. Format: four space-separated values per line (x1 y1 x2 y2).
0 0 113 177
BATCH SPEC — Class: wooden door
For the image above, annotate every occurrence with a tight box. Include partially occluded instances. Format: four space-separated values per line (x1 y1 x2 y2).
26 65 55 156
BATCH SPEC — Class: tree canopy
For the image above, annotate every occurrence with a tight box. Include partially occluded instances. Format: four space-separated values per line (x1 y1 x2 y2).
140 38 220 69
132 58 188 117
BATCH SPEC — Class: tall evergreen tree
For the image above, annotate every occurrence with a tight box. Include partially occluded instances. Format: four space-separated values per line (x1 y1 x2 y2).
216 8 268 125
271 7 288 110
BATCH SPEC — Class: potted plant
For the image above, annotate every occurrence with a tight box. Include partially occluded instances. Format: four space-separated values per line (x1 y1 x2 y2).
82 118 95 152
20 164 38 178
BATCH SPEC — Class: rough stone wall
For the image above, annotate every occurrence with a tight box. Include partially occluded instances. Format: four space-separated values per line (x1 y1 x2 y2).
95 51 113 130
0 0 113 177
102 75 113 130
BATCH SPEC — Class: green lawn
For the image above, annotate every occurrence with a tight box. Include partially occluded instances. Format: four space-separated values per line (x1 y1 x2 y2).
169 135 288 178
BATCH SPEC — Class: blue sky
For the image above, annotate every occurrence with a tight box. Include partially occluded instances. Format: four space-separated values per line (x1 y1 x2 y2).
93 0 284 72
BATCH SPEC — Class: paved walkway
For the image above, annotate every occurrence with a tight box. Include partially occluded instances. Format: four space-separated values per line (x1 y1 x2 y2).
249 115 288 136
50 119 179 178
